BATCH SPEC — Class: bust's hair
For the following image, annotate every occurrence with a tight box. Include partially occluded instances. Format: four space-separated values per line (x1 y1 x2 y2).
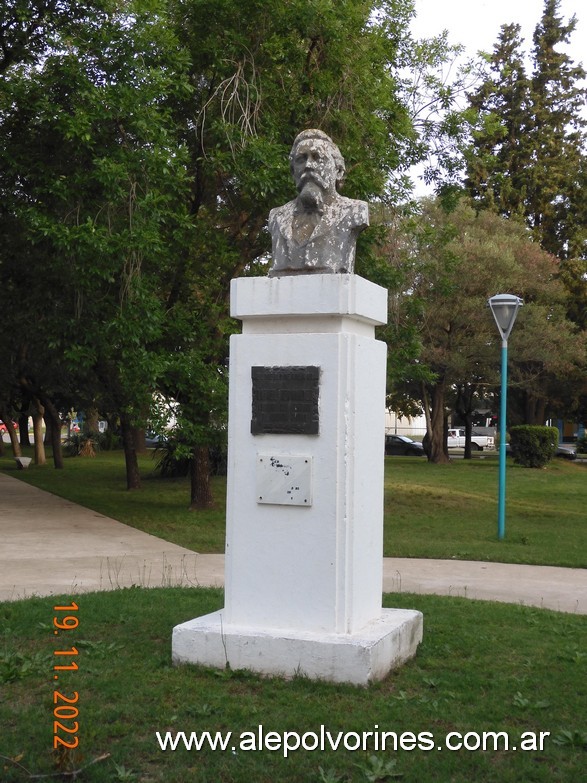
289 129 345 185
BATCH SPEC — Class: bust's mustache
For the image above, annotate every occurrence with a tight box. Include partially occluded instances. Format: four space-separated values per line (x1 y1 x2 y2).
297 170 328 191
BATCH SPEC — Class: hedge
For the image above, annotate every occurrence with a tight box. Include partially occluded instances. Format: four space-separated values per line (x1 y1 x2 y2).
509 425 559 468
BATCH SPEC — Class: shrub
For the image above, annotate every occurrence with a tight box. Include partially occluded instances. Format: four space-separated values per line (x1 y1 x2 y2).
64 432 99 457
153 438 191 478
576 433 587 455
100 428 122 451
152 438 228 478
509 425 558 468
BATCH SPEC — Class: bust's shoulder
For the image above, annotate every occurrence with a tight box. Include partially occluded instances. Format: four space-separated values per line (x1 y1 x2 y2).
334 195 369 227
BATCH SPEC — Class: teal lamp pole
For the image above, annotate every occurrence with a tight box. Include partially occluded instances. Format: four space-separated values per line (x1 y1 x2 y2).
488 294 524 541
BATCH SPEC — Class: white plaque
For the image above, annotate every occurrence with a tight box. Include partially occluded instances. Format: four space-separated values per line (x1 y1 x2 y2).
256 455 312 506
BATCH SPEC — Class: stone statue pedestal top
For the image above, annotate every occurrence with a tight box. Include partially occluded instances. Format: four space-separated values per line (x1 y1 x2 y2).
230 273 387 327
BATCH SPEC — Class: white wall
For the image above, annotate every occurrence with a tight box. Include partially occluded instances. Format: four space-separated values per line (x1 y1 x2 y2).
385 409 427 438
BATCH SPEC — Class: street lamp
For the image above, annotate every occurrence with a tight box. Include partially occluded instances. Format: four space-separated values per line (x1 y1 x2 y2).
488 294 524 540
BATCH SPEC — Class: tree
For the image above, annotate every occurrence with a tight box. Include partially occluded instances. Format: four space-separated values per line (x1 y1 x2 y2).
464 0 586 260
157 0 431 502
461 1 587 436
399 30 487 193
529 0 586 259
0 3 194 484
2 0 439 499
464 23 532 221
0 1 109 73
383 197 581 462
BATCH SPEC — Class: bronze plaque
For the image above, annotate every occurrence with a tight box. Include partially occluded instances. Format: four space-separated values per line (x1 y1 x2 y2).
251 366 320 435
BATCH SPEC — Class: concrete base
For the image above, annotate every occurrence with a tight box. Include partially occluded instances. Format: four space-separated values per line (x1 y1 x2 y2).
172 609 423 686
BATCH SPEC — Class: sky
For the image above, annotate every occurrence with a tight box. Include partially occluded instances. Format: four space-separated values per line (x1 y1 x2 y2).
408 0 586 194
410 0 586 65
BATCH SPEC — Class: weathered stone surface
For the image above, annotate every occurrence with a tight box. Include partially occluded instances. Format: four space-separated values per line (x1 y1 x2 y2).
268 129 369 277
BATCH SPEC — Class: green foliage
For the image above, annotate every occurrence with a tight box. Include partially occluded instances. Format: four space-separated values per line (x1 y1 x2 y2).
399 30 487 191
558 257 587 329
152 435 228 478
0 0 112 73
382 196 580 460
1 0 435 494
0 0 195 482
464 1 587 261
509 425 559 468
0 649 50 683
152 437 191 478
63 430 111 457
355 754 402 780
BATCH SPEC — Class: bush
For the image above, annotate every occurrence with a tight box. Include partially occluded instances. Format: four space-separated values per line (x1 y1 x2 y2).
152 438 228 478
153 438 191 478
576 433 587 455
64 432 99 457
509 425 558 468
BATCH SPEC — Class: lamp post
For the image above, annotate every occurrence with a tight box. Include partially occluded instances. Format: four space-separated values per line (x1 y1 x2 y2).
488 294 523 540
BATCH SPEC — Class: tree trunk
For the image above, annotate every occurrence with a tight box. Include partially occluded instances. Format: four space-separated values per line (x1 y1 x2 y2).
189 445 214 510
455 383 477 460
18 413 31 447
32 399 46 465
424 380 450 464
421 383 433 459
44 413 52 445
463 414 474 460
132 426 147 454
523 392 547 425
536 398 547 426
42 398 64 469
0 409 21 458
120 413 141 490
82 407 100 436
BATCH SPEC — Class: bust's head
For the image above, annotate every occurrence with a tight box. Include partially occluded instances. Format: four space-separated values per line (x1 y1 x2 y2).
289 130 345 207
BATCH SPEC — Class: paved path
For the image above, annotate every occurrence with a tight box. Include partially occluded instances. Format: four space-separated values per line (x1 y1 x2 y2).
1 472 585 613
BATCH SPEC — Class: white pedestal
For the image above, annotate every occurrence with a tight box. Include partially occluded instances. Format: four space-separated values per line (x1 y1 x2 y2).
172 274 422 684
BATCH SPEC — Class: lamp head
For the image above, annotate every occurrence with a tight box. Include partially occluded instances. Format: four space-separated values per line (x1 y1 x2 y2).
487 294 524 342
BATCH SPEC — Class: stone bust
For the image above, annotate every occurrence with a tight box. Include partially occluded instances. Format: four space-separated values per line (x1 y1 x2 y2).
268 129 369 277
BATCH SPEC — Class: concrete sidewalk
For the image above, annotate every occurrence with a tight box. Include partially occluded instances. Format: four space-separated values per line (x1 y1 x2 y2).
1 472 586 614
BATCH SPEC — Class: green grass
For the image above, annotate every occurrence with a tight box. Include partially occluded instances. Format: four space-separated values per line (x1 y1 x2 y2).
2 454 586 780
2 449 586 567
1 588 586 782
384 457 587 567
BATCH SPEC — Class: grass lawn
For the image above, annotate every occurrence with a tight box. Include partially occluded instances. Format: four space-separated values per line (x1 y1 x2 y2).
384 457 587 567
2 452 585 781
1 449 586 567
2 587 586 782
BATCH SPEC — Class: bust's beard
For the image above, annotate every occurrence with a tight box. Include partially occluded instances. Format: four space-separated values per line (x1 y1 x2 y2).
298 180 325 213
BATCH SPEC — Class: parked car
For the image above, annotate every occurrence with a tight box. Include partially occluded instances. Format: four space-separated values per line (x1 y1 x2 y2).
145 432 166 448
447 428 495 451
556 443 578 460
0 420 18 432
505 442 577 460
385 434 425 456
